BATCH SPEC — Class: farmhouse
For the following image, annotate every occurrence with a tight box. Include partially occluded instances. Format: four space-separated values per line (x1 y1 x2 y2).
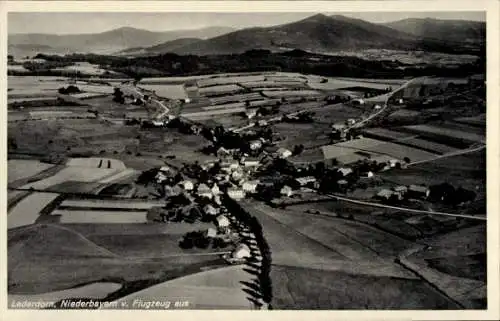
242 157 260 168
393 185 408 196
204 204 219 216
231 243 252 260
228 188 246 200
197 183 213 199
179 180 194 191
280 185 294 197
338 168 353 177
361 171 374 178
376 189 393 201
206 227 217 238
211 183 221 196
242 180 260 193
216 215 231 229
296 176 317 187
249 140 263 151
277 148 293 159
408 185 430 199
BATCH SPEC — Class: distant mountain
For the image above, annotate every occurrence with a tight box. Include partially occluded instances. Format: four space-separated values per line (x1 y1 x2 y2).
383 18 485 44
117 38 203 56
166 14 479 56
8 26 235 57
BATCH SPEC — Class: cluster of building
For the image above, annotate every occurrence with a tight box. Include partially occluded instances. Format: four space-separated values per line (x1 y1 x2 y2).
376 184 430 202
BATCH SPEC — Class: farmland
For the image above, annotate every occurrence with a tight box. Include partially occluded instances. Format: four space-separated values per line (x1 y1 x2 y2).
8 192 61 229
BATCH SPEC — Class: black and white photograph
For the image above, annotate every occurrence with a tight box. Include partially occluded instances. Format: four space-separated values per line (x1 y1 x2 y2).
2 1 498 318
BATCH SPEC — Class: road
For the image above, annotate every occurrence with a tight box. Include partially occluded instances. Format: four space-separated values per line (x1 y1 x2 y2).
408 144 486 167
347 76 426 130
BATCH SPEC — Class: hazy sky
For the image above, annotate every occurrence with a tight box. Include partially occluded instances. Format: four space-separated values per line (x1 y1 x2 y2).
9 12 485 35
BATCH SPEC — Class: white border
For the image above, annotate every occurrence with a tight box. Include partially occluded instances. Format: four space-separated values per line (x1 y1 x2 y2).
1 1 499 321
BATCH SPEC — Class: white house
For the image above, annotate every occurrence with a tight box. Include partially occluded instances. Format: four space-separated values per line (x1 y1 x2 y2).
361 171 374 178
388 159 399 168
155 172 168 183
338 167 353 177
277 148 292 159
204 204 219 216
231 170 244 182
376 189 393 200
249 140 262 151
216 215 230 228
228 188 246 200
242 180 259 193
296 176 317 186
229 160 240 170
179 180 194 191
206 227 217 238
280 185 293 197
159 165 172 173
243 158 260 168
211 183 221 196
197 183 213 199
231 243 251 259
214 195 222 205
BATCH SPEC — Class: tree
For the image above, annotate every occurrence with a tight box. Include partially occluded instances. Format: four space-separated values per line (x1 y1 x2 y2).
292 144 304 156
113 88 125 104
403 157 411 164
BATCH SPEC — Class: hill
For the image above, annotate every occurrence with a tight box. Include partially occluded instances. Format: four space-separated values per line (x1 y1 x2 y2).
166 14 416 55
383 18 485 44
8 26 235 57
117 38 203 56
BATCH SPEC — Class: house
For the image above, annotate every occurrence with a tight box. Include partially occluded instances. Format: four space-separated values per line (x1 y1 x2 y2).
393 185 408 196
346 118 356 126
296 176 317 187
179 180 194 191
231 170 244 182
204 204 219 216
338 167 353 177
388 159 399 168
211 183 221 196
242 180 260 193
164 185 183 197
249 140 262 151
361 171 374 178
197 183 213 199
159 165 172 173
373 104 382 110
229 160 240 170
216 215 230 229
231 243 252 259
277 148 292 159
280 185 293 197
206 227 217 238
408 185 430 199
376 189 393 201
217 147 231 158
243 157 260 168
257 120 268 126
227 188 246 200
214 195 222 205
246 110 257 119
155 172 168 183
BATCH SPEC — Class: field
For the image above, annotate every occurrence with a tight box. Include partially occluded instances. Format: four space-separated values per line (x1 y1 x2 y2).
8 160 55 183
270 265 459 309
138 84 187 99
8 192 61 229
321 137 438 163
404 125 486 144
272 122 331 150
113 266 254 309
208 93 263 105
196 75 266 88
198 84 243 96
20 167 120 190
453 113 485 127
362 128 415 141
49 210 149 224
8 224 225 295
9 282 122 303
311 103 364 124
59 199 164 209
380 150 486 202
262 90 322 98
400 224 486 308
396 138 459 155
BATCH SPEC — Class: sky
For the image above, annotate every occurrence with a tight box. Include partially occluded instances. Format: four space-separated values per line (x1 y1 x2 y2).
8 11 486 35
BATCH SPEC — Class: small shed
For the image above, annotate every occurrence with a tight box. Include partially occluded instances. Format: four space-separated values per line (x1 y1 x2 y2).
232 243 251 259
338 168 353 177
280 185 293 197
376 189 393 200
206 227 217 238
